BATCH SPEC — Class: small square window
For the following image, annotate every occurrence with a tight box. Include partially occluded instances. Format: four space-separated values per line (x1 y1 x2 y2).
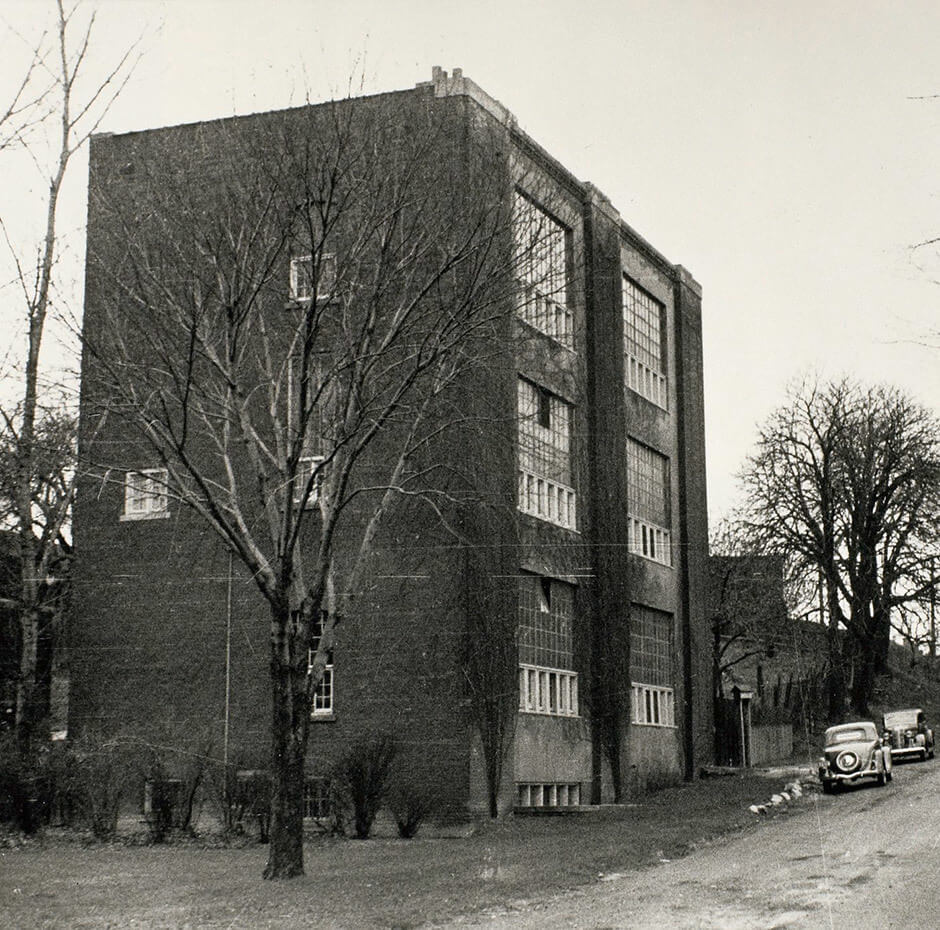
290 254 336 302
121 468 169 521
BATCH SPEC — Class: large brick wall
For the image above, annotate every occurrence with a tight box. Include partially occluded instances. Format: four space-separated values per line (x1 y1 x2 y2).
71 70 711 818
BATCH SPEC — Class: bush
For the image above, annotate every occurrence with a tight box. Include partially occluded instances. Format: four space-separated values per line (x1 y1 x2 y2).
68 731 137 840
210 764 272 843
333 734 396 839
141 732 212 842
388 780 433 839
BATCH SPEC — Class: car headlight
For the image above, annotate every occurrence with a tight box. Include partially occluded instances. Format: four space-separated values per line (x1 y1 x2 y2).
836 750 859 771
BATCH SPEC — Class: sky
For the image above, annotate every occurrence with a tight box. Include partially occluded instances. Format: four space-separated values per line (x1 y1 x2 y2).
2 0 939 523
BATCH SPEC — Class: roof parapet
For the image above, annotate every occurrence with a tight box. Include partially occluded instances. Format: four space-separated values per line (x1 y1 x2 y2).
417 66 517 128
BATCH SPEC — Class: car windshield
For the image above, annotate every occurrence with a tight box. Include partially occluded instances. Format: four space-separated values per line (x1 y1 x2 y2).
884 711 919 728
826 726 874 746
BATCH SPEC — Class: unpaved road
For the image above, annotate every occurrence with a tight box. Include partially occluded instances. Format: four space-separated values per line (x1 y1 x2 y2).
445 759 940 929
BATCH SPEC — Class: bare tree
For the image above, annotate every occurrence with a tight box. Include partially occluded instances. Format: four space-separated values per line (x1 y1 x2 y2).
0 0 136 763
708 531 782 696
81 94 523 877
739 378 940 717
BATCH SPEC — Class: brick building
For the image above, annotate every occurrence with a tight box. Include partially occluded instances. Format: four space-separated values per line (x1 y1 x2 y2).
70 68 711 816
709 555 828 765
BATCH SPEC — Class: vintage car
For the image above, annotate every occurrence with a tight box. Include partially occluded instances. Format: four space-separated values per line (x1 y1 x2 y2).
818 721 892 793
882 708 935 762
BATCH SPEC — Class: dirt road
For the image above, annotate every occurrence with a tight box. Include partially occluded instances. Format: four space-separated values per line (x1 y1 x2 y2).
444 759 940 929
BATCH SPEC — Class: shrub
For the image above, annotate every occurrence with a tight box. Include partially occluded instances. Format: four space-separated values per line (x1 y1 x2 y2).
388 780 433 839
141 732 212 842
213 767 272 843
333 734 396 839
68 731 137 840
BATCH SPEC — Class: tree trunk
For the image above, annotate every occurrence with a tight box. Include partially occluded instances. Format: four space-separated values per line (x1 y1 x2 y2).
263 606 310 880
15 605 41 755
873 606 891 675
825 579 845 723
850 646 877 717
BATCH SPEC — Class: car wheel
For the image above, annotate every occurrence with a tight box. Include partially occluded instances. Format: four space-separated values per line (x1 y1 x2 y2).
886 768 893 782
822 781 834 795
922 749 928 762
877 768 886 786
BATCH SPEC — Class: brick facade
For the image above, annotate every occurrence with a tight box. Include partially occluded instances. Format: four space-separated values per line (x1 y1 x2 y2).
70 68 711 816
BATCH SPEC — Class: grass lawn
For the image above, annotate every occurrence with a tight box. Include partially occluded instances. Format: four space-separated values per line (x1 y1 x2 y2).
0 770 808 929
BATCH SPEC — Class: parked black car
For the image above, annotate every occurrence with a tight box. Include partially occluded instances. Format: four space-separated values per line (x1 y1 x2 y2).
818 721 892 793
882 708 935 762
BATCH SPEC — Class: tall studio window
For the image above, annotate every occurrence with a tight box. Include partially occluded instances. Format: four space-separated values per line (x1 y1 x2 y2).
513 191 572 348
308 615 334 717
517 378 576 530
518 573 578 717
121 468 169 521
626 438 672 566
631 605 675 727
289 253 337 303
623 276 667 409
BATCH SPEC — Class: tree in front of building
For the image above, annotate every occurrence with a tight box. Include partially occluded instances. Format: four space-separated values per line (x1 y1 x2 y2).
739 378 940 718
81 96 524 877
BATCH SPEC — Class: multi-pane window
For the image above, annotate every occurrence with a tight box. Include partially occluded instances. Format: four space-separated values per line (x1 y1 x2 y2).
519 666 579 717
517 783 581 808
303 778 331 819
518 574 578 717
626 438 671 565
623 276 667 408
289 253 336 302
308 615 334 717
121 468 169 520
513 191 572 347
631 605 675 727
632 685 675 727
517 378 576 530
518 574 574 669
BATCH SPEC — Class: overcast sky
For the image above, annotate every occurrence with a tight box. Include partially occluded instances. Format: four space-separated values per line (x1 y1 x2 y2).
2 0 939 523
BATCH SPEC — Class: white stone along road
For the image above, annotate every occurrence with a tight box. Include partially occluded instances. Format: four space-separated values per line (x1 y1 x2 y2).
444 760 940 929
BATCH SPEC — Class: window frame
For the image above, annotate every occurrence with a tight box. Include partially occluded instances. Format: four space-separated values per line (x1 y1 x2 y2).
308 615 334 718
513 190 573 349
303 777 332 819
289 253 336 303
120 468 170 521
516 782 581 808
518 664 579 717
293 455 325 508
623 275 668 409
517 377 577 531
626 437 672 566
631 683 676 728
